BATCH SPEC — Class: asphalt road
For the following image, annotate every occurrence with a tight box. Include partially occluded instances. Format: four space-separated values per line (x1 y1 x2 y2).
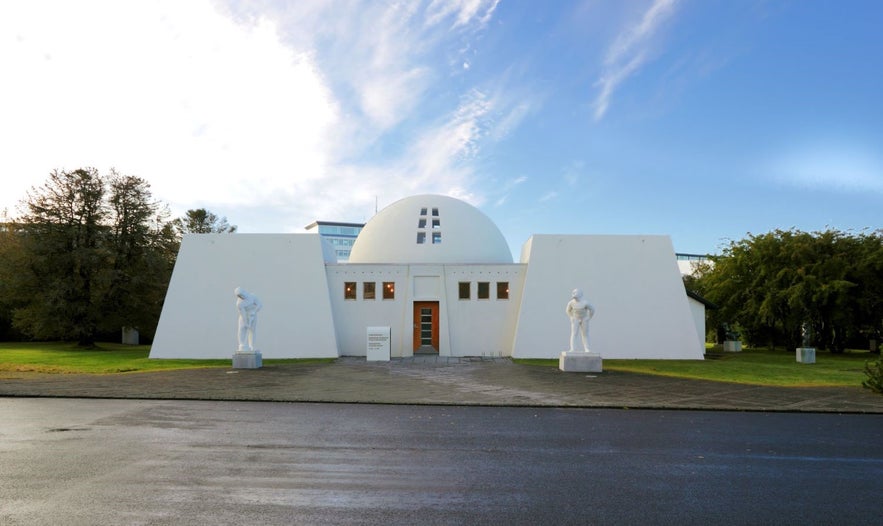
1 399 881 525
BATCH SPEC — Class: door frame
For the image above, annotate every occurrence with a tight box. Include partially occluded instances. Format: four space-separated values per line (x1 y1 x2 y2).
412 301 440 353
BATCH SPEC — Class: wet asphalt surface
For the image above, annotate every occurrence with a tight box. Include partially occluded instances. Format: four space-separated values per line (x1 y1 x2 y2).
2 358 882 524
2 398 882 525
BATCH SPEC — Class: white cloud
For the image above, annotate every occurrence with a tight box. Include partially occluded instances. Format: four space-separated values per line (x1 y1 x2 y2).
0 0 337 217
0 0 523 233
592 0 679 120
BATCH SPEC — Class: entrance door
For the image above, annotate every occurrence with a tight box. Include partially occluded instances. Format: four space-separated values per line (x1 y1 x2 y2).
413 301 439 354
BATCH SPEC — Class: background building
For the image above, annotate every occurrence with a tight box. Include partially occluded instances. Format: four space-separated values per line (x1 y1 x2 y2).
305 221 364 263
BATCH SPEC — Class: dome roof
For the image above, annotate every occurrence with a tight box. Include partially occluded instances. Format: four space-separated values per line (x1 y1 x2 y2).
348 195 512 264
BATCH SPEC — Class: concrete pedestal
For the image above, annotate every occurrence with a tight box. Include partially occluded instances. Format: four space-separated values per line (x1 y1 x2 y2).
559 351 602 373
796 347 815 364
233 351 262 369
723 340 742 352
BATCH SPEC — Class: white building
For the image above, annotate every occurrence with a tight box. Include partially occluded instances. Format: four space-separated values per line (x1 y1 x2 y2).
150 195 703 360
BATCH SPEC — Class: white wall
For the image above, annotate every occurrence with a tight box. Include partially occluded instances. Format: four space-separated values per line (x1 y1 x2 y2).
687 297 707 353
151 233 703 361
150 234 339 359
511 235 703 360
442 265 525 356
326 264 525 357
326 265 410 357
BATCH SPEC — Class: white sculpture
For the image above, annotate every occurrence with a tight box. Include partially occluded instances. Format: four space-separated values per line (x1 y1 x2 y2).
235 287 262 352
566 288 595 352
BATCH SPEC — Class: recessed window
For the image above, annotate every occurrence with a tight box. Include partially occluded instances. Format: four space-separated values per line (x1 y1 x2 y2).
418 218 426 228
459 282 470 300
431 218 440 229
364 282 376 300
497 282 509 300
477 282 489 299
344 282 356 300
420 208 427 216
417 232 426 244
383 282 395 299
432 207 439 216
432 232 441 244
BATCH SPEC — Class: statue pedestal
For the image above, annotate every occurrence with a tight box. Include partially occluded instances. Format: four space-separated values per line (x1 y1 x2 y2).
233 351 262 369
723 340 742 352
796 347 815 364
559 351 602 373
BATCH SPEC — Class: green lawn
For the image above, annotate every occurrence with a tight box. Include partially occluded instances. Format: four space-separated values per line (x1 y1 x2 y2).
1 342 878 387
0 342 332 375
515 348 878 387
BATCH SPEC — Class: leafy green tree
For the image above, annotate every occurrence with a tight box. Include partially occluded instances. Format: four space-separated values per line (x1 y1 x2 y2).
6 168 181 346
694 229 883 352
14 168 108 346
101 172 177 340
0 219 27 340
175 208 237 235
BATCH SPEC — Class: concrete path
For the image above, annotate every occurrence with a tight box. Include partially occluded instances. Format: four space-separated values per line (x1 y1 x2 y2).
2 357 881 413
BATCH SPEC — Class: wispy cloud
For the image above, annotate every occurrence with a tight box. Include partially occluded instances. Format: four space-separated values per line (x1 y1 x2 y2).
539 191 558 203
592 0 680 120
494 176 528 206
563 160 586 186
769 147 883 194
425 0 500 30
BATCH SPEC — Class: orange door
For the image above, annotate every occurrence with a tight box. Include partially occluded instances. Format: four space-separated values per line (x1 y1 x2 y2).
413 301 439 353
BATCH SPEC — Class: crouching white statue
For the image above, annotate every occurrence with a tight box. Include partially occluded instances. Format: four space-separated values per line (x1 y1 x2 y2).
235 287 262 352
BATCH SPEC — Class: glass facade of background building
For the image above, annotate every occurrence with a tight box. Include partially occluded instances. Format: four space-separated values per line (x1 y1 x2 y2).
305 221 364 262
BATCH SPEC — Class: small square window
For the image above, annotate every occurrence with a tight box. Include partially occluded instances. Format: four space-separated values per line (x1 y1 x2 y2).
420 208 427 216
418 218 426 228
344 282 356 300
383 282 395 299
364 282 376 300
417 232 426 244
477 282 489 299
432 207 439 216
458 282 470 300
431 218 440 229
496 282 509 300
432 232 441 244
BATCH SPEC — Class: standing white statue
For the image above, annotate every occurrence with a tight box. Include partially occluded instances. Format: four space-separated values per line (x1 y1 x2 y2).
235 287 262 352
566 288 595 352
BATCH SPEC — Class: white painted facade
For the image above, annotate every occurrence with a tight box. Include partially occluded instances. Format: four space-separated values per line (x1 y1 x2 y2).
687 296 708 352
150 195 704 360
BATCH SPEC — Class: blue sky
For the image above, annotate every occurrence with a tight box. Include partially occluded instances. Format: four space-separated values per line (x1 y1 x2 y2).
1 0 881 256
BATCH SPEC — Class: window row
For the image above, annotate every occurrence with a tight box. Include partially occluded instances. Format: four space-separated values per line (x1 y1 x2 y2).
417 218 441 229
417 231 441 244
342 281 508 300
459 281 509 300
344 281 395 300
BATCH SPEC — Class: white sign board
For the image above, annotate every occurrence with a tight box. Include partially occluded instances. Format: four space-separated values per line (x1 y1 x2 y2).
367 326 391 361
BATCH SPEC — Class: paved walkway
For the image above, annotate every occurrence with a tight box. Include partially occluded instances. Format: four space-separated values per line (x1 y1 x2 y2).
1 356 881 413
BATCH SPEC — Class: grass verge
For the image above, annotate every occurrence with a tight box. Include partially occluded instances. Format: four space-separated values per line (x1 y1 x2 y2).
0 342 334 375
515 348 876 387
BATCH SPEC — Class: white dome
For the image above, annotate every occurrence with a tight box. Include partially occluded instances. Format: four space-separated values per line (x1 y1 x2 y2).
348 195 512 264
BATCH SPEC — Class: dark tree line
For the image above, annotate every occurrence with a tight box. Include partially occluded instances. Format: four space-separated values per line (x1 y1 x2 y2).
0 168 235 346
690 229 883 352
